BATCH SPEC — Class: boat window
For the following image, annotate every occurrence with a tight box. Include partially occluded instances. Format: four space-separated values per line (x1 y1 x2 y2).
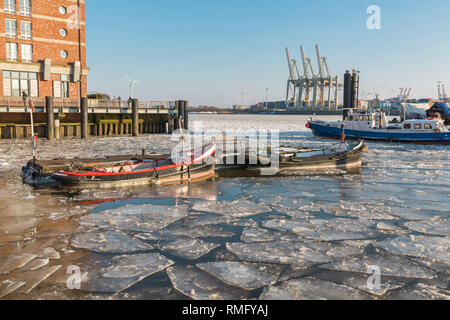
404 124 411 129
414 124 421 130
348 116 353 121
424 124 432 129
367 115 372 121
354 116 359 121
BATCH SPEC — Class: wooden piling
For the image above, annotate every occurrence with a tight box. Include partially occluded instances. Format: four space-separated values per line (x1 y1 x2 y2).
132 99 139 137
81 97 88 139
45 96 54 140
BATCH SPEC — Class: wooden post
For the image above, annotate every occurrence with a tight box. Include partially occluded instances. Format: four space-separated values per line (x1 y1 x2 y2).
183 100 189 130
45 96 54 140
132 99 139 136
81 97 88 139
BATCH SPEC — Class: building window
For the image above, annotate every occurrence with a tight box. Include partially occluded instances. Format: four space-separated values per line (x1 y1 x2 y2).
59 29 67 37
21 43 33 62
2 70 38 97
59 6 67 15
5 0 16 14
5 19 17 38
19 0 31 16
61 74 70 98
6 42 18 61
20 21 32 39
60 50 68 59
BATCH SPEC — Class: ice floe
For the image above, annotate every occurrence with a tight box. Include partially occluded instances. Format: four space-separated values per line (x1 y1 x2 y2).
376 235 449 263
196 261 285 290
79 204 189 233
158 237 220 260
137 225 235 241
226 241 363 267
259 276 371 300
240 227 300 243
192 200 271 217
20 258 49 271
0 253 37 274
0 280 25 298
12 265 61 294
320 254 437 279
387 283 450 300
405 219 450 237
71 230 153 254
167 265 248 300
83 253 174 293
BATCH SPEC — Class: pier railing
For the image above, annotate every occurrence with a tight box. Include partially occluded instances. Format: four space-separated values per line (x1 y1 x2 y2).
0 97 176 114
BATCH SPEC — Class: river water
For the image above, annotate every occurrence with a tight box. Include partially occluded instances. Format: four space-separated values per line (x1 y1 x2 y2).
0 114 448 300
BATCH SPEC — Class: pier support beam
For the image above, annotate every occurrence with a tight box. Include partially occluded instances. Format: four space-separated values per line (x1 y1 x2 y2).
132 99 139 137
81 97 88 139
45 96 54 140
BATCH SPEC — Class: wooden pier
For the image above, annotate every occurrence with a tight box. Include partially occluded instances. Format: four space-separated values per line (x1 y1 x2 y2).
0 97 189 140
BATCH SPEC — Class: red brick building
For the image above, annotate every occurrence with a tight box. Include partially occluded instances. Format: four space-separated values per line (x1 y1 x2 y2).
0 0 88 101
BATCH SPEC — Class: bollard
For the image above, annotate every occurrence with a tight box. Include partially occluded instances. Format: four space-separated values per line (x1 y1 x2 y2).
132 99 139 137
45 96 54 140
81 97 88 139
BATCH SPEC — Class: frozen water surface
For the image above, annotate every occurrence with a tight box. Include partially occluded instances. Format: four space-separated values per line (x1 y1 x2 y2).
167 265 248 300
260 276 371 300
197 261 285 290
71 230 153 254
158 237 220 260
1 115 449 299
321 254 437 279
83 253 174 293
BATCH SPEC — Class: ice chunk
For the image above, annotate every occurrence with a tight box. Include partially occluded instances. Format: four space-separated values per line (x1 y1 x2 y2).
80 204 189 233
192 200 271 217
226 241 362 267
38 247 60 260
240 227 300 243
315 270 405 296
158 237 220 260
71 230 153 254
0 280 25 298
377 235 449 263
167 265 248 300
405 219 450 237
143 225 235 241
20 258 49 271
260 276 371 300
0 253 37 274
13 265 61 294
376 222 407 233
321 254 437 279
387 283 450 300
83 253 174 293
197 261 284 290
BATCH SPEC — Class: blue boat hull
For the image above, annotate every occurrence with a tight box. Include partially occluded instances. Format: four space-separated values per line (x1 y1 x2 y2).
308 122 450 144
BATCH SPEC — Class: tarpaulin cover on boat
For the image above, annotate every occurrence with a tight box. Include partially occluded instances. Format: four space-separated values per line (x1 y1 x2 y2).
401 103 427 120
432 102 450 116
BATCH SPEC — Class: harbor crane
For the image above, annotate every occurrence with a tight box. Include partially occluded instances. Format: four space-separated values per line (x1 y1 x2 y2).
285 45 340 110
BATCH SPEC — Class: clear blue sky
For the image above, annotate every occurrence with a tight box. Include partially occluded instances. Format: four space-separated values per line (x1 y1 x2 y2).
85 0 450 107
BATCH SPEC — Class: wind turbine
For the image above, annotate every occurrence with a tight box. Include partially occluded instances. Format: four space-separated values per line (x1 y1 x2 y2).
124 74 140 99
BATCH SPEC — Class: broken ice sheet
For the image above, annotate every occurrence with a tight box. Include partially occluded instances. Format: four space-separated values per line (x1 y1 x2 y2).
192 200 271 217
158 237 220 260
0 253 37 274
83 253 174 293
12 265 62 294
315 270 406 296
405 219 450 237
196 261 285 290
376 235 450 263
19 258 49 271
226 241 363 267
140 225 235 241
387 283 450 300
0 280 25 298
182 213 258 228
71 230 153 254
167 265 248 300
259 276 371 300
80 204 189 233
240 227 301 243
321 254 437 279
262 218 372 241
